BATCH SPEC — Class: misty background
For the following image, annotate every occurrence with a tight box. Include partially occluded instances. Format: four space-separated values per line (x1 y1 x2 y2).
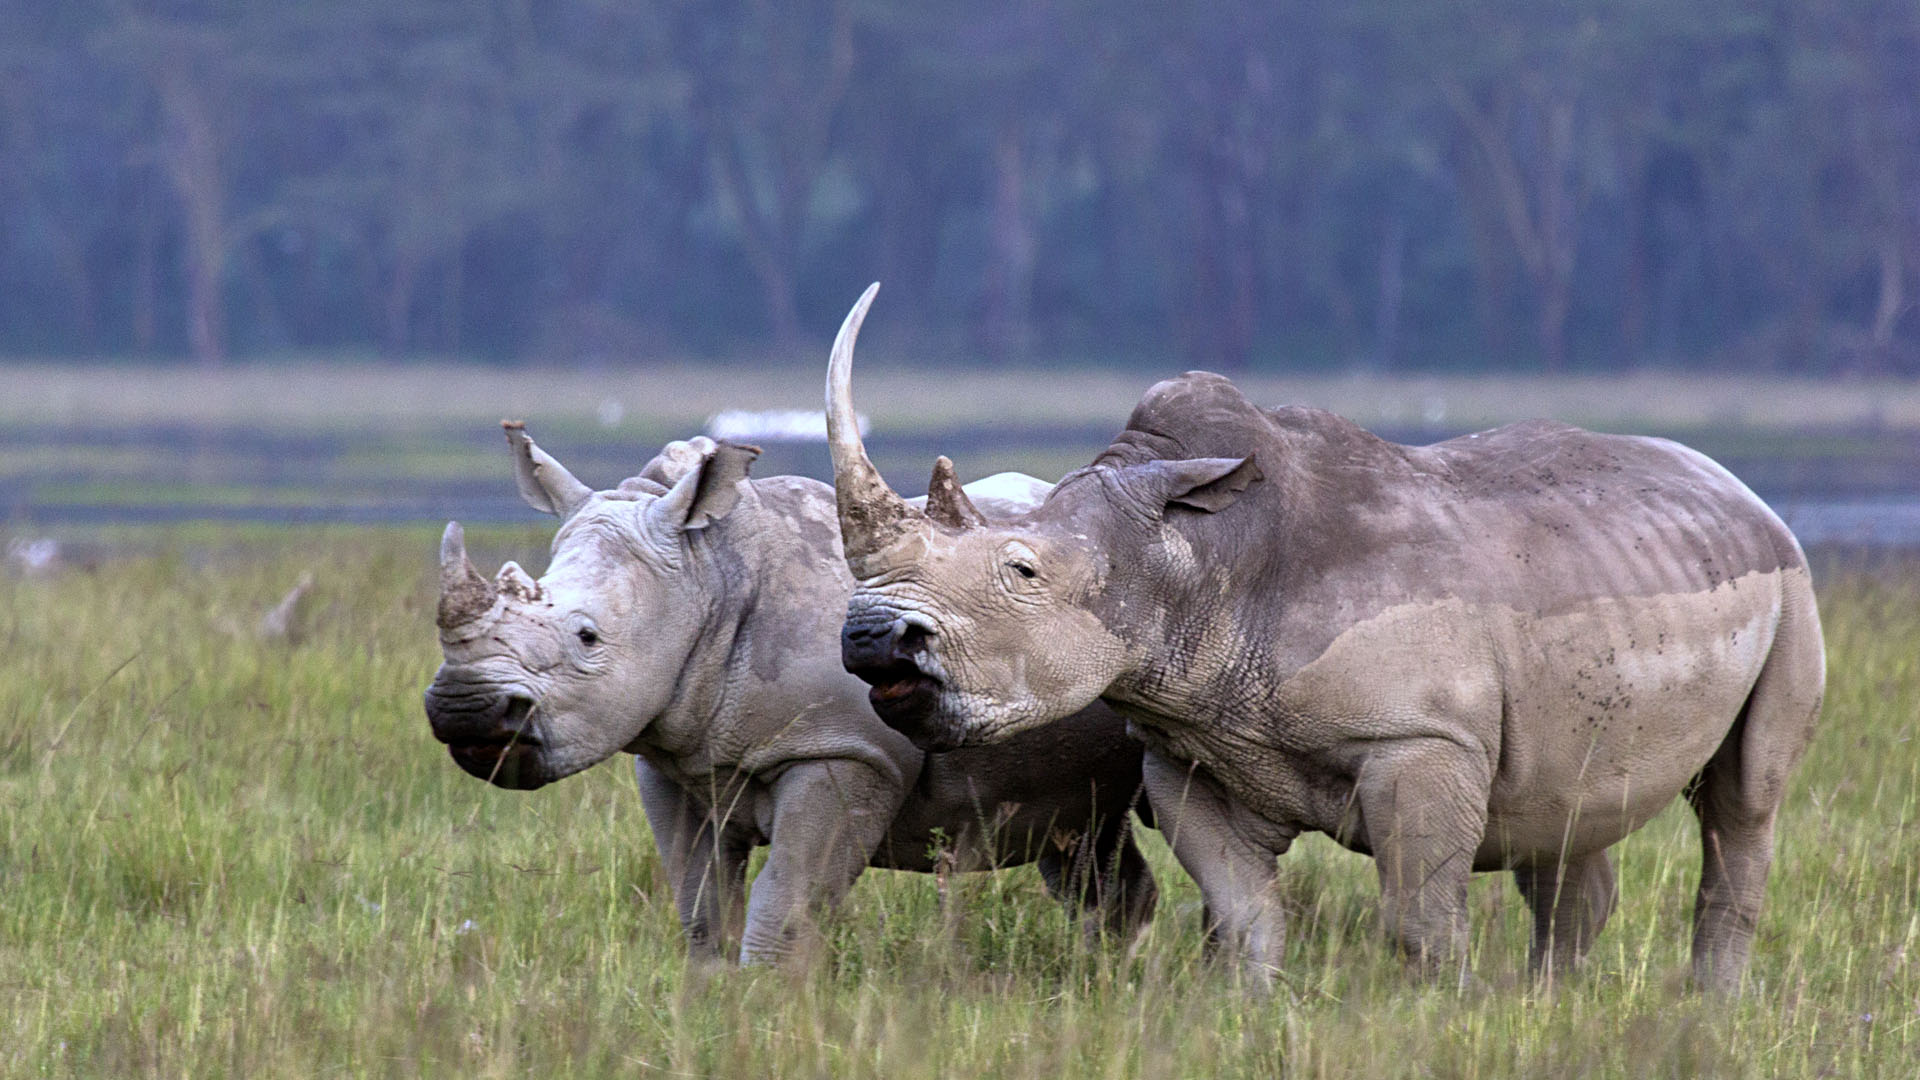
3 0 1917 374
5 1 1920 550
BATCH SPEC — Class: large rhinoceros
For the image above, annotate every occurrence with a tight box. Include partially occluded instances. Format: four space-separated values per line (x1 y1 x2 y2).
424 424 1155 964
823 285 1823 991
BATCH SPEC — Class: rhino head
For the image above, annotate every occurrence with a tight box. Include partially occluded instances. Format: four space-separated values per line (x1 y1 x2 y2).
423 425 759 788
825 284 1262 750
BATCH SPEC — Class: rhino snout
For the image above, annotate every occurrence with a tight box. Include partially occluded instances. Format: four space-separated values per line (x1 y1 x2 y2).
842 614 929 670
422 682 552 789
423 680 535 740
840 615 962 751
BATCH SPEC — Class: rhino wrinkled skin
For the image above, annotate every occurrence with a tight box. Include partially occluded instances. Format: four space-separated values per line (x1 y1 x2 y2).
825 284 1824 991
424 426 1155 965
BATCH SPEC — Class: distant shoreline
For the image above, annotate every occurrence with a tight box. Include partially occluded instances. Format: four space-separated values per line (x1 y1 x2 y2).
8 361 1920 435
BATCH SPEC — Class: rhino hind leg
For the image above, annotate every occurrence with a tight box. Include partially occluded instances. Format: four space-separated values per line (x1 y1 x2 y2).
1686 574 1824 994
1514 851 1617 983
1036 811 1158 943
1685 791 1773 994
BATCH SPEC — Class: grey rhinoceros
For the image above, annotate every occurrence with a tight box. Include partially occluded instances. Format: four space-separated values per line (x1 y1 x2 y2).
423 424 1155 964
823 284 1823 991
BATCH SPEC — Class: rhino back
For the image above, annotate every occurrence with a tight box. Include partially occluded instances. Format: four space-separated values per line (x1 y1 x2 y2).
644 474 881 774
1089 373 1809 854
1092 374 1799 673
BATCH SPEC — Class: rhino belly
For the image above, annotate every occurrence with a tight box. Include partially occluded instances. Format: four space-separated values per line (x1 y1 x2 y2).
1477 569 1787 863
874 704 1142 872
1246 570 1786 865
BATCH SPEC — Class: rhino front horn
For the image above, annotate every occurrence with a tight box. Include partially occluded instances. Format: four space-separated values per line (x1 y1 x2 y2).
824 283 927 562
437 521 499 629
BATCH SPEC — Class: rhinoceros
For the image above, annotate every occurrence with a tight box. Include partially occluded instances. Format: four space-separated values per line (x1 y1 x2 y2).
823 284 1823 991
423 424 1155 964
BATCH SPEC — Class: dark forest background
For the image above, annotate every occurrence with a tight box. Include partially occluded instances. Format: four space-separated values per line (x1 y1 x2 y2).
3 0 1918 374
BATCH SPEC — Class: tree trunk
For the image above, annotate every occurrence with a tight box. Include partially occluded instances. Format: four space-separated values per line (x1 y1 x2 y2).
1534 99 1577 372
1441 78 1583 372
183 211 227 369
441 243 463 355
1222 177 1256 372
134 176 159 355
1869 235 1903 362
983 122 1035 364
1180 122 1256 372
1538 271 1571 373
385 250 420 359
712 133 802 350
156 64 228 367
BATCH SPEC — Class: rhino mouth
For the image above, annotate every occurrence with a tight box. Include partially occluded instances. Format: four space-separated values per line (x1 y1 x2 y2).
446 731 549 790
862 658 940 708
427 691 553 790
855 660 963 751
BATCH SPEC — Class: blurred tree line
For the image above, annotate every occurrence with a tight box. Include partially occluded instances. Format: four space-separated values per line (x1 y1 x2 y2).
1 0 1916 374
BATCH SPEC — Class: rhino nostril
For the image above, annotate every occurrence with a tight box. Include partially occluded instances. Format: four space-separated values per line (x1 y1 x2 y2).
896 621 932 652
500 694 534 730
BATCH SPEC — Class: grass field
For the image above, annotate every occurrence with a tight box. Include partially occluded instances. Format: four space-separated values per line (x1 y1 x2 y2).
2 529 1916 1077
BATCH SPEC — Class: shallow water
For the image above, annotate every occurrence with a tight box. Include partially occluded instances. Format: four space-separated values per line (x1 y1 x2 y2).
8 420 1920 549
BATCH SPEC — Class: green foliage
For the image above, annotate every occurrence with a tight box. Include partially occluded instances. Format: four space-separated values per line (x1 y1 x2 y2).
1 531 1916 1076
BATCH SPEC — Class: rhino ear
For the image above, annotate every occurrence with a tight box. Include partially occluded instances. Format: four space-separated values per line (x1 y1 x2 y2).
637 436 718 489
646 440 761 535
504 421 594 518
1119 455 1262 515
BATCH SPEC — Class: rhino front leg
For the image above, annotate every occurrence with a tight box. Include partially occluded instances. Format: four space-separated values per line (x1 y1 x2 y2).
1353 739 1490 986
1513 850 1617 983
634 759 702 906
675 811 754 962
1144 752 1289 989
739 759 905 965
635 759 752 960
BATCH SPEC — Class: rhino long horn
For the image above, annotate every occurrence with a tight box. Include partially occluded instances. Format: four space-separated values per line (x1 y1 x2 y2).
437 521 498 630
825 283 926 561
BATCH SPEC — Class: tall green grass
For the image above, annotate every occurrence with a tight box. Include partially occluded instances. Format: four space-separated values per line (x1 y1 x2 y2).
1 529 1915 1077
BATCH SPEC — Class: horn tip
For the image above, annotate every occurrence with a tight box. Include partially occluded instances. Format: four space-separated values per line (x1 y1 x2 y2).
501 418 525 431
441 521 465 559
852 282 880 322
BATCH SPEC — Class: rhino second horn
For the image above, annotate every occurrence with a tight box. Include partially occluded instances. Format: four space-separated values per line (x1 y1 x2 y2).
925 456 986 529
824 282 928 561
496 560 541 603
437 521 499 629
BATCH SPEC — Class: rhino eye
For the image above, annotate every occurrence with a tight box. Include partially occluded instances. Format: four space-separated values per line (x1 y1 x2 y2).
576 627 600 647
1007 560 1036 580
